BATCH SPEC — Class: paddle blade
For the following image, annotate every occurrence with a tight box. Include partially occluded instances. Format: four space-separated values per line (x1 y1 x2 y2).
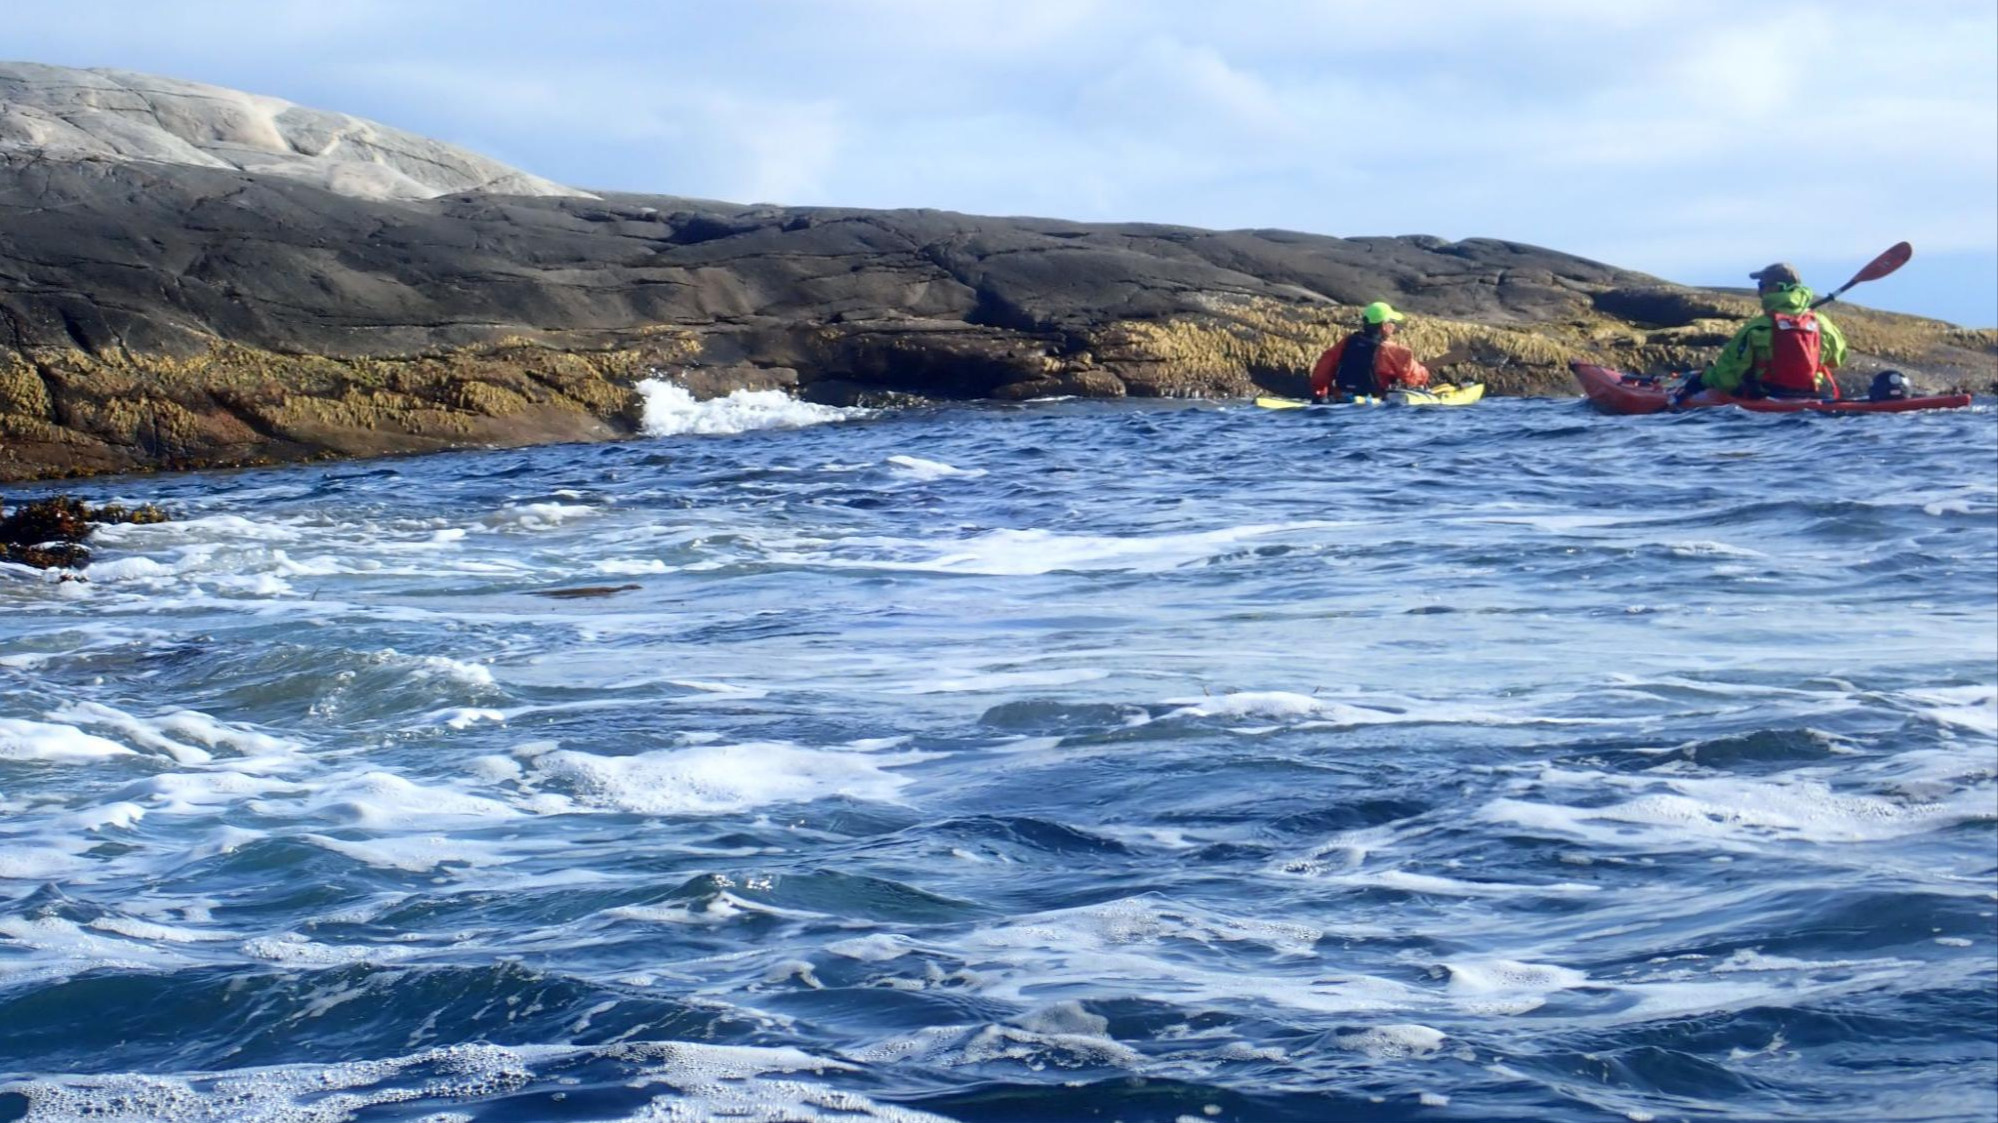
1848 242 1913 286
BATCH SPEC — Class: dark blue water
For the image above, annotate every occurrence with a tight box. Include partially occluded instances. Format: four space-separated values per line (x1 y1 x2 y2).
2 392 1994 1122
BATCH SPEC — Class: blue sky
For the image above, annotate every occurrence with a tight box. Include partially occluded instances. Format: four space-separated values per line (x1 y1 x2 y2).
10 0 1996 325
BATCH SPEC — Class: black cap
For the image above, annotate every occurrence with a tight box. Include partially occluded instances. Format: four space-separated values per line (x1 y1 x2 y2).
1749 262 1802 286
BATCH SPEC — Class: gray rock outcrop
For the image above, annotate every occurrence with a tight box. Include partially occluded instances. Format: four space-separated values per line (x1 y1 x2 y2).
0 62 589 202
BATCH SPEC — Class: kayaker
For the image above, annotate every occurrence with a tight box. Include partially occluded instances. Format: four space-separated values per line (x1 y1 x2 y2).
1309 302 1433 403
1675 263 1848 403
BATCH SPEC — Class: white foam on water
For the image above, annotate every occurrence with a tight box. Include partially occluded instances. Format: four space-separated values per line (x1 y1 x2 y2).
63 801 146 832
0 915 192 972
1665 540 1768 559
1323 869 1601 898
968 897 1325 959
467 755 524 783
265 549 354 576
47 702 213 765
1161 690 1401 724
300 832 518 874
0 846 90 881
909 667 1111 694
1013 1000 1111 1039
70 508 603 602
1440 957 1593 1016
87 916 237 944
401 653 499 688
667 679 766 696
1478 763 1993 853
621 1040 951 1121
181 825 266 864
523 741 935 817
1335 1024 1447 1060
605 890 832 928
480 502 598 532
1708 948 1913 975
761 521 1335 577
638 380 867 437
309 770 521 828
1 1038 940 1123
1270 824 1408 879
1160 689 1612 731
0 717 135 761
885 454 986 480
596 558 672 575
1859 481 1998 518
1905 684 1998 737
211 572 295 597
1465 512 1634 534
87 515 291 547
240 933 420 966
429 706 509 729
72 557 179 582
826 934 920 962
943 897 1416 1017
1606 966 1909 1026
852 1020 1146 1072
115 770 307 814
47 705 299 770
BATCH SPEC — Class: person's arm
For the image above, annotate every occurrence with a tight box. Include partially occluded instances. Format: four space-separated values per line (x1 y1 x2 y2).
1377 345 1430 390
1815 313 1848 398
1310 340 1347 400
1701 317 1768 394
1403 353 1432 389
1818 313 1848 370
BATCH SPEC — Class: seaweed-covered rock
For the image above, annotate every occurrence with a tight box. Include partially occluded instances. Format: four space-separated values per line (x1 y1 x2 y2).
0 494 168 569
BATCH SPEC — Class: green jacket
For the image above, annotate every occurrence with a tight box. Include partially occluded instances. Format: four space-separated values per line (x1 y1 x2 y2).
1704 284 1848 394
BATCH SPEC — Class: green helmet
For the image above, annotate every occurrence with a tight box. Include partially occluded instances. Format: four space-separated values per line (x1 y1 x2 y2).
1362 301 1406 325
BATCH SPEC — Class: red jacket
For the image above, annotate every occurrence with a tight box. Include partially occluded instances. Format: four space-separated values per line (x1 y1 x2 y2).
1310 336 1432 399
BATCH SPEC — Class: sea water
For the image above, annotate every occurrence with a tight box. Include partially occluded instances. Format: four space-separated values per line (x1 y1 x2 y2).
1 385 1993 1122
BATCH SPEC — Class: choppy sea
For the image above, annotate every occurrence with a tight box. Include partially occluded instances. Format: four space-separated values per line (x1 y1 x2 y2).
2 384 1994 1123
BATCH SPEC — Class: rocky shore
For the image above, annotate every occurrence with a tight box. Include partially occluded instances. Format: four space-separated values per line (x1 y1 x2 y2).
0 493 166 568
3 63 1992 484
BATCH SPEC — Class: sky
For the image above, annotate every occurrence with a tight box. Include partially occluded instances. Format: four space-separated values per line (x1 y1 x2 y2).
9 0 1996 325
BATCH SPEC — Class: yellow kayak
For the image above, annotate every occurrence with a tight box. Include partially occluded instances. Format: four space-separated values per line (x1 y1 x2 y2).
1389 382 1485 407
1254 383 1485 410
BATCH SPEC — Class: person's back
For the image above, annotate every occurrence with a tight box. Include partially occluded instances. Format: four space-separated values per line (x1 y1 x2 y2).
1310 302 1432 402
1695 263 1849 401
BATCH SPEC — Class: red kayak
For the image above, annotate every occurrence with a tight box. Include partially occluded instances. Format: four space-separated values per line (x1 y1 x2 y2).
1572 362 1974 416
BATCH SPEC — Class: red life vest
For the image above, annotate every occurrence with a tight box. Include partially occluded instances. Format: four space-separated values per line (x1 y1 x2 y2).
1756 311 1824 394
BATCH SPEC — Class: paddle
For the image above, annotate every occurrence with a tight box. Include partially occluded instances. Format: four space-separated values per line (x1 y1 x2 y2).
1422 345 1475 393
1811 242 1912 309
